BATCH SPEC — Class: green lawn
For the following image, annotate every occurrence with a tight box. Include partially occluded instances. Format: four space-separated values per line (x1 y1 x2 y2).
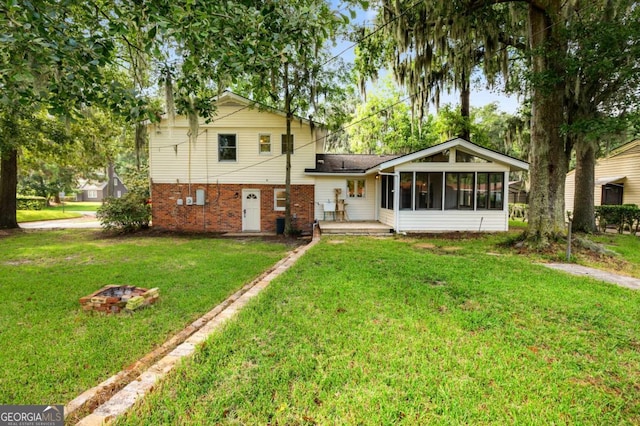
47 201 102 212
0 230 288 405
118 235 640 425
588 233 640 278
17 202 101 222
17 210 83 222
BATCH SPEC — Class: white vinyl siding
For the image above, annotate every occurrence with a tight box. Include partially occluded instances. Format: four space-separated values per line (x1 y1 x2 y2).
398 210 508 232
149 105 317 185
379 208 395 227
314 176 377 221
565 146 640 209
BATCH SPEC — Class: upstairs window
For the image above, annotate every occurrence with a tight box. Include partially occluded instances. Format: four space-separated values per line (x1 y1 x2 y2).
281 134 294 154
259 134 271 154
218 134 237 161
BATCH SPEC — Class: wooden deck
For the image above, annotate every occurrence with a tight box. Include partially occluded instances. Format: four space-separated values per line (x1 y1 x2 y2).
318 221 395 236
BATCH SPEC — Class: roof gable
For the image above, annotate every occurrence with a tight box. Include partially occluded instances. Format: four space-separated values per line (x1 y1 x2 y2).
374 138 529 171
609 139 640 158
214 91 320 127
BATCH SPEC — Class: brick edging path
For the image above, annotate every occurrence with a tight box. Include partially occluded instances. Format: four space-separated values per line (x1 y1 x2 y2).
70 235 320 426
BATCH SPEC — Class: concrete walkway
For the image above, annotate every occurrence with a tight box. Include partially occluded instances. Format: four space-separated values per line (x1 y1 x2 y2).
542 263 640 290
71 234 320 425
19 212 100 229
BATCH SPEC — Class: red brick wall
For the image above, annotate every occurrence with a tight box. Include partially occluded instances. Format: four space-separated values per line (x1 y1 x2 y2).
151 183 315 233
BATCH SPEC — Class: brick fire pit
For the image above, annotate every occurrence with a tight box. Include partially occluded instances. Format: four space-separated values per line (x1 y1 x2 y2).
80 285 159 313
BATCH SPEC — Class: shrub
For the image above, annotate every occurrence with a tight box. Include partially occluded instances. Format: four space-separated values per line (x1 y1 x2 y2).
16 195 47 210
97 193 151 232
595 204 640 233
508 203 528 221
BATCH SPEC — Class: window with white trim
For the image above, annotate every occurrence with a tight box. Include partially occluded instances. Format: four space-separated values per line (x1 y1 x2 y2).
347 179 365 198
445 172 474 210
274 189 286 211
476 172 504 209
218 134 237 161
88 190 98 199
259 134 271 154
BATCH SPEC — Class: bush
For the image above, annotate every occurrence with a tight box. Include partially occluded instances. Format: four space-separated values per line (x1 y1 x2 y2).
508 203 528 221
16 195 47 210
97 193 151 232
595 204 640 233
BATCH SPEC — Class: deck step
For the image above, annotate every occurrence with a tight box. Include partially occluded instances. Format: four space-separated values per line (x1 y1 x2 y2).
318 221 394 236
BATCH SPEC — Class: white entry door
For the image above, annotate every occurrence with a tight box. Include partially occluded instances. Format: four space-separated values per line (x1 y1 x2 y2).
242 189 261 232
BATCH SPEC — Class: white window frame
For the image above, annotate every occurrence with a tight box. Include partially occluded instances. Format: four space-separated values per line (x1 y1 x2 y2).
347 179 366 198
218 133 237 162
259 134 271 155
274 189 286 211
88 190 98 199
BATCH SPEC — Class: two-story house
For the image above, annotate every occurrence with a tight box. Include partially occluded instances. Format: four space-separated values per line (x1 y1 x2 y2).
149 91 529 234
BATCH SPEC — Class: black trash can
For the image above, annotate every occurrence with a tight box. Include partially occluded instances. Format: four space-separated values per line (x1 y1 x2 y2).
276 217 285 235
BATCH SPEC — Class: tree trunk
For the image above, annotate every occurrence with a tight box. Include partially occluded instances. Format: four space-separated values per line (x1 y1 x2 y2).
283 62 293 236
572 139 597 233
459 68 471 140
524 1 570 246
106 162 115 198
0 148 19 229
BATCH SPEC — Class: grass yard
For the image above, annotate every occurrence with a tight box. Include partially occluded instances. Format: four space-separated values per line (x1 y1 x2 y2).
47 201 102 212
0 230 289 405
588 233 640 278
17 210 83 222
119 235 640 425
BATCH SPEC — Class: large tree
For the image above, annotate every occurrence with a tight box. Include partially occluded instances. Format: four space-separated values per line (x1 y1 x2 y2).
355 1 523 140
564 1 640 232
358 0 619 245
0 1 149 228
160 0 348 235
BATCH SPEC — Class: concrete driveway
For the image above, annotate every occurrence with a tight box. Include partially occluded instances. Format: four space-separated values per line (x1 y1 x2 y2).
19 212 101 229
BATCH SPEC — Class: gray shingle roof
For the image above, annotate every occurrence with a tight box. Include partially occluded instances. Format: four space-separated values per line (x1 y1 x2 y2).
306 154 401 173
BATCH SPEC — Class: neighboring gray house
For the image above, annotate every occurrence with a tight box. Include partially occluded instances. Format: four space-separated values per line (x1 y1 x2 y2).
76 174 128 202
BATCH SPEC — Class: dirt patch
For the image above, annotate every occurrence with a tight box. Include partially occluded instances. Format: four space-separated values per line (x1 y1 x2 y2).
441 246 463 252
408 231 488 240
328 240 346 244
414 243 436 249
3 259 33 266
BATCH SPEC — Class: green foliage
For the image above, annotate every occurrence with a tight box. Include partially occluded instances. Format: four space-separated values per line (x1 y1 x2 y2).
16 195 46 211
347 77 436 154
595 204 640 234
508 203 528 221
97 193 151 232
